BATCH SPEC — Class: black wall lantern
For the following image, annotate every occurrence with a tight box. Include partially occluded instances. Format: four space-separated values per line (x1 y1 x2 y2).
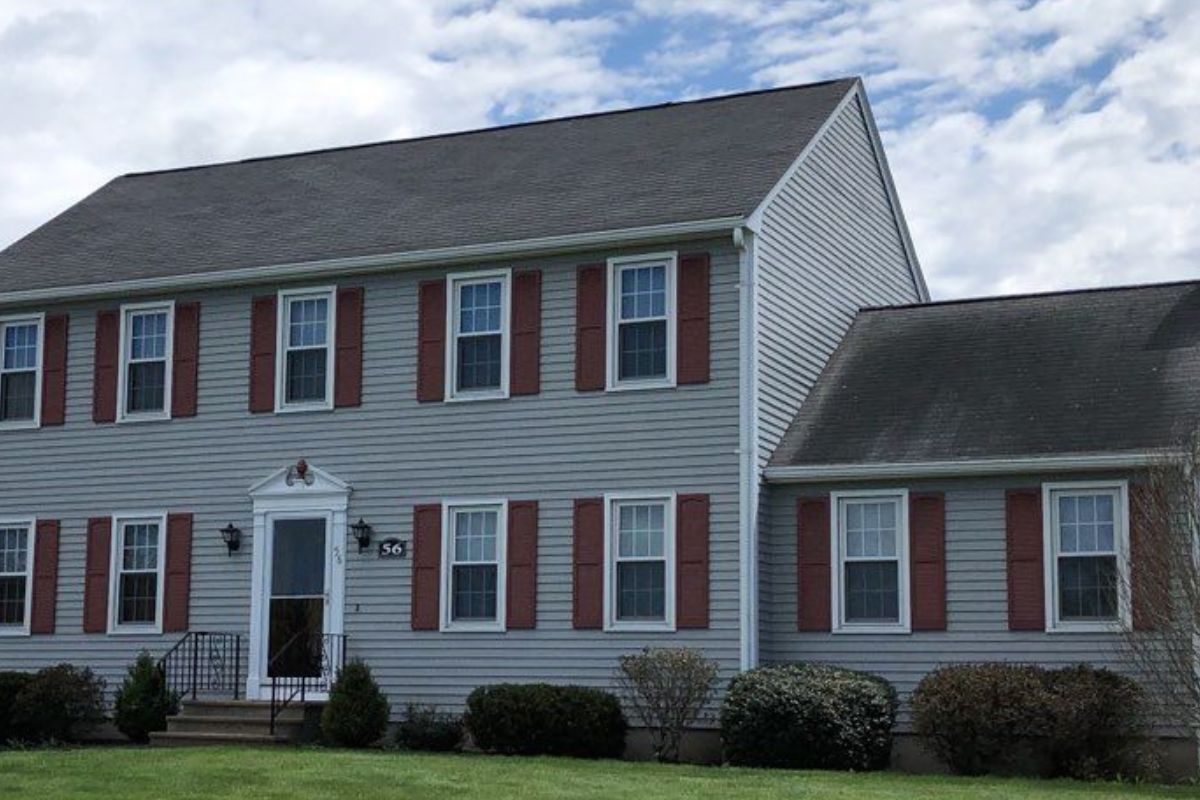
350 518 373 554
219 523 242 556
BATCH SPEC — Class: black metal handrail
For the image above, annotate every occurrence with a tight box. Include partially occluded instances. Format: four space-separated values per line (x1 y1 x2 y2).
158 631 244 702
268 632 347 734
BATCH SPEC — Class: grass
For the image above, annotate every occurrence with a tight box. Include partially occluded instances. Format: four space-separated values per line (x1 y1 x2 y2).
0 747 1197 800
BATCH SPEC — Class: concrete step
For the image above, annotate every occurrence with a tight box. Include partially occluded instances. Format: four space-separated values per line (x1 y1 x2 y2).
166 714 304 737
178 700 306 723
149 731 291 747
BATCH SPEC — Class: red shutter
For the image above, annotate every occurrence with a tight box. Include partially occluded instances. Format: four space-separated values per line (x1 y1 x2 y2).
163 513 193 633
676 494 710 629
1006 489 1045 631
797 496 831 632
92 310 119 423
172 302 200 418
83 517 112 633
417 280 446 403
1130 483 1168 631
411 504 442 630
30 520 59 634
334 287 365 408
248 295 277 413
677 253 710 385
575 264 606 391
910 493 947 631
40 315 69 426
573 498 604 629
510 270 542 396
506 500 538 629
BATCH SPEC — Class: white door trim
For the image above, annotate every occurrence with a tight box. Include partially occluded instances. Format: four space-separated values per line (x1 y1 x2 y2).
247 463 349 701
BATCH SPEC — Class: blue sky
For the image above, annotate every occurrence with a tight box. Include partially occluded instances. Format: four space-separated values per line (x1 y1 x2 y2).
0 0 1195 298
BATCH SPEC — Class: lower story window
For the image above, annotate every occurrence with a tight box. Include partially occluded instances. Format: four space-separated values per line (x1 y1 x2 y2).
834 492 910 632
1046 484 1128 629
607 494 675 630
0 522 31 633
112 516 164 631
443 501 506 630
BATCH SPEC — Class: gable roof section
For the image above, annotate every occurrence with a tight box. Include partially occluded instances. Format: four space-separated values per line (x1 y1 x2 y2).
769 280 1200 473
0 78 856 298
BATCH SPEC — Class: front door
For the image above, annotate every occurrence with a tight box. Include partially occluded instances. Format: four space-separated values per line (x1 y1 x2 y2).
266 516 329 679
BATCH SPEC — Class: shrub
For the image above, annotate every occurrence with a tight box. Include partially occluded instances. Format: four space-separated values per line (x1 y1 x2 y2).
395 704 463 752
912 663 1050 776
1044 665 1148 780
10 664 105 743
720 664 897 770
615 647 718 762
113 652 178 744
0 672 33 743
466 684 627 758
320 660 389 748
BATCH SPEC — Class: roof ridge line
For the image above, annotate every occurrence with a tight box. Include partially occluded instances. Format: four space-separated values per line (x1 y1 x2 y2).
861 276 1200 313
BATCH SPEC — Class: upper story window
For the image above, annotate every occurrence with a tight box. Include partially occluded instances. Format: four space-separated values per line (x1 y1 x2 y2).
605 493 676 631
119 302 174 421
1044 482 1130 632
441 500 507 631
0 315 43 428
832 491 911 633
0 520 32 636
447 270 510 401
110 514 165 634
607 253 676 391
278 287 335 412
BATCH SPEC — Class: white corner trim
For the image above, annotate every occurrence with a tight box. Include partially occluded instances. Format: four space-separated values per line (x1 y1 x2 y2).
829 489 912 635
0 517 35 637
0 217 743 309
0 313 45 431
605 252 678 392
444 268 512 402
274 286 337 414
107 512 168 636
439 498 509 633
116 300 175 424
764 451 1174 483
602 491 677 633
736 227 760 671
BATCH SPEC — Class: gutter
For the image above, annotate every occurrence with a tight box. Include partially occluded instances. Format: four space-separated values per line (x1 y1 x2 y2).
0 216 743 308
763 451 1177 483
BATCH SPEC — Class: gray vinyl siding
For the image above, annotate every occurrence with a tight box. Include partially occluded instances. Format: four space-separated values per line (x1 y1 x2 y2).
754 91 920 467
0 237 742 717
761 475 1145 728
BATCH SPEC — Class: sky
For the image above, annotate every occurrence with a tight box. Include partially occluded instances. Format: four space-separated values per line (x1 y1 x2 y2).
0 0 1196 300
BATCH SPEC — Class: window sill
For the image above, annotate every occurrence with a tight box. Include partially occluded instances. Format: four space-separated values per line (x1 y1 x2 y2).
440 620 506 633
1046 620 1128 634
0 627 31 637
117 412 172 424
274 402 334 414
604 620 676 633
0 420 39 431
832 624 911 635
605 379 677 393
444 390 510 404
107 625 163 636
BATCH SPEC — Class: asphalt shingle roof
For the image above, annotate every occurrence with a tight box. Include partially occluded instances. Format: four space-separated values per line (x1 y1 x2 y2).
0 78 856 295
770 280 1200 467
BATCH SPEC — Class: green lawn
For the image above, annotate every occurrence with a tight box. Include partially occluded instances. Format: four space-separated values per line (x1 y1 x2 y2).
0 747 1196 800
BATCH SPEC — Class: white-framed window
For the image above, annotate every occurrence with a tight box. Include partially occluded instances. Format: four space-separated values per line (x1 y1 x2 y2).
1043 481 1131 632
0 519 34 637
276 287 336 412
109 514 166 634
0 314 44 429
831 490 911 634
604 492 676 631
606 253 676 391
440 500 507 632
446 270 510 401
118 302 174 421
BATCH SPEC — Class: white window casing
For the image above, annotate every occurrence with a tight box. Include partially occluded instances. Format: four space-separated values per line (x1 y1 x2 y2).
606 253 677 391
108 513 167 635
831 489 911 634
117 301 175 423
1042 480 1131 633
275 286 336 413
0 313 45 430
440 499 508 632
0 518 34 637
445 269 511 402
603 491 676 632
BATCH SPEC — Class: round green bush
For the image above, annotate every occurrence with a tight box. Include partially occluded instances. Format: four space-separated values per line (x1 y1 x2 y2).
10 664 105 743
720 664 898 770
395 704 463 752
1044 665 1148 780
114 652 178 744
320 660 389 748
0 671 33 743
465 683 627 759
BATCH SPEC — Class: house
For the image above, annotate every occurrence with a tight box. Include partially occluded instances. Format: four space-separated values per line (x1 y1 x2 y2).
0 75 1192 766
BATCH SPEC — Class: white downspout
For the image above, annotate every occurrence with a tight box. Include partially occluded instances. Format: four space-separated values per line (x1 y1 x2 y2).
736 225 760 671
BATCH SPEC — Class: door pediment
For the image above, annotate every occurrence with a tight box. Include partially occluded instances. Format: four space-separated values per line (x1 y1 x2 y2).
249 460 351 508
